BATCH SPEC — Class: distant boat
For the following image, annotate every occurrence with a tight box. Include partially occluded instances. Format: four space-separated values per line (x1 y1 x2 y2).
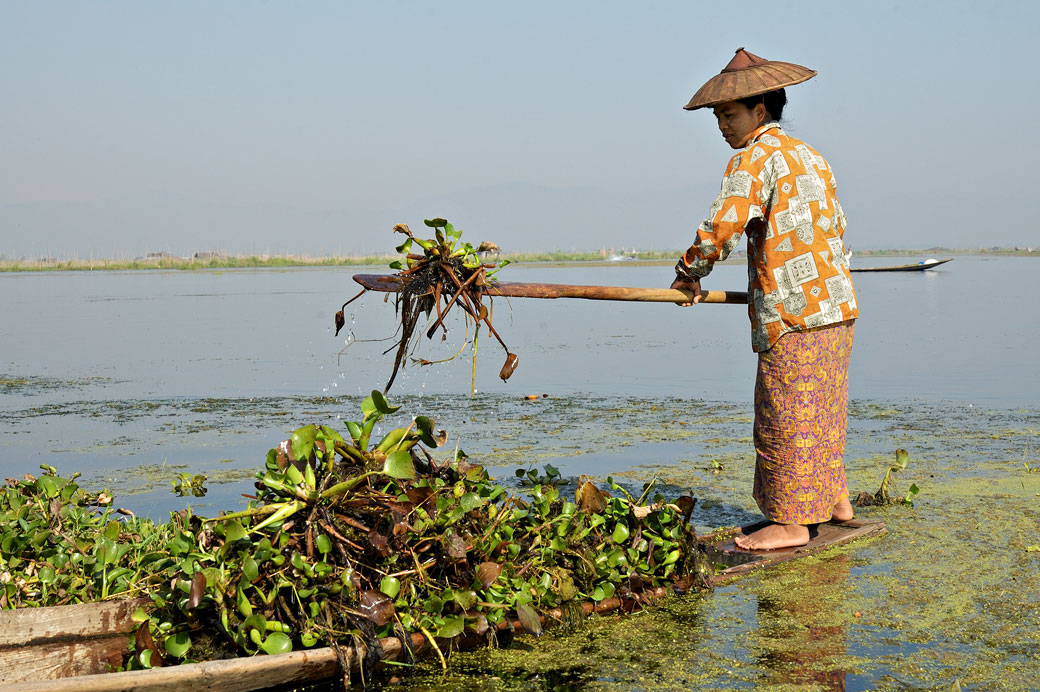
850 257 953 273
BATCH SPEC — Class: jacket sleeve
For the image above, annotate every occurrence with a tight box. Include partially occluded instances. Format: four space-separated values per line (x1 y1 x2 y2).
676 158 765 279
828 168 847 239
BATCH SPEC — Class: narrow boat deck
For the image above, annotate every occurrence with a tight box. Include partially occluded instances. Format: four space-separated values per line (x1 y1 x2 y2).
702 518 887 585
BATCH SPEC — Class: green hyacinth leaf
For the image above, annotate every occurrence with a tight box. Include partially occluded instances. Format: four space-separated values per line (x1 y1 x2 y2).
164 631 192 658
379 575 401 598
260 632 293 655
384 450 415 480
415 415 440 447
370 390 401 415
225 520 248 543
315 534 332 555
291 425 317 461
436 614 464 639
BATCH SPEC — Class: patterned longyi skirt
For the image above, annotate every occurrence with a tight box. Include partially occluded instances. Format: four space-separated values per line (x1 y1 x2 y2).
752 320 855 525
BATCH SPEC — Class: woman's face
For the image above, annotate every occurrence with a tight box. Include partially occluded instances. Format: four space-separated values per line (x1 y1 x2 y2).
712 101 768 149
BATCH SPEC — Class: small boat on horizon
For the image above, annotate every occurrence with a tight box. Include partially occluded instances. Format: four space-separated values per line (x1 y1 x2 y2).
850 257 953 273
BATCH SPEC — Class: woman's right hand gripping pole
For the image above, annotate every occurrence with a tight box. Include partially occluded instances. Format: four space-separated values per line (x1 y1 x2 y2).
670 276 702 307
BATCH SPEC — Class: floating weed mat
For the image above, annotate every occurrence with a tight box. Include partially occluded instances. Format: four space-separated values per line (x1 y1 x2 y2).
1 391 711 681
0 373 115 395
335 219 515 394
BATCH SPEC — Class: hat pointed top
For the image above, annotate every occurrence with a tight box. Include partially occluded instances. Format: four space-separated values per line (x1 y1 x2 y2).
684 47 817 111
721 47 769 72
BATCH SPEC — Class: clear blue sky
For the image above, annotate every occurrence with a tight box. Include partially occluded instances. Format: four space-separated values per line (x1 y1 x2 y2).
2 0 1037 258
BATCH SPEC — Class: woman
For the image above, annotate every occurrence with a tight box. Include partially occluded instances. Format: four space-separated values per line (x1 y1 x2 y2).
671 48 858 551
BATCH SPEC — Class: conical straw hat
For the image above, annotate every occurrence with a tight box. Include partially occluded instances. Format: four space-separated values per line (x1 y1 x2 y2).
684 47 816 111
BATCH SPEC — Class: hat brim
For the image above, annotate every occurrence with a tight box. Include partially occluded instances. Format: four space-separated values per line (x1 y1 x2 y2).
684 61 817 111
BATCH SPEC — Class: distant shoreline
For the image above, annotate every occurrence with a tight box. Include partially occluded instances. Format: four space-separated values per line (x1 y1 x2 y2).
0 247 1035 273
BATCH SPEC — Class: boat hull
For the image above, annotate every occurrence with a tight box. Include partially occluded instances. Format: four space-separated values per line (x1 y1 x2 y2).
850 258 952 272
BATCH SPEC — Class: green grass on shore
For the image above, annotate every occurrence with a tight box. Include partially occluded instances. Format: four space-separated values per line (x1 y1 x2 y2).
0 254 399 273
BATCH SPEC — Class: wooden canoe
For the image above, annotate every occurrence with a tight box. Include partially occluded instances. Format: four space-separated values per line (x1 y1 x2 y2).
352 274 750 305
2 519 885 690
850 258 952 272
1 589 666 691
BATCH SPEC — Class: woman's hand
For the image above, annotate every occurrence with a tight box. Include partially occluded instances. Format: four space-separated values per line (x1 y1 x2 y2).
670 276 702 307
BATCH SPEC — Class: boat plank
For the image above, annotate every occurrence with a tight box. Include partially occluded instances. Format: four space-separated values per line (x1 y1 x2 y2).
0 598 148 648
0 636 129 684
0 598 150 684
703 518 887 585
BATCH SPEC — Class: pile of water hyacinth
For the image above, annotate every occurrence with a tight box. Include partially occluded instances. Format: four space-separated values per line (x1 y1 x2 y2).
0 392 712 674
335 218 516 393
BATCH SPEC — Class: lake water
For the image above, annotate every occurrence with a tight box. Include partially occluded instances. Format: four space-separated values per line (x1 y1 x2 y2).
2 255 1035 404
2 257 1039 690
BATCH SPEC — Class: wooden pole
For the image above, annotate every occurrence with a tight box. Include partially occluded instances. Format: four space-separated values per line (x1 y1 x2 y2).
352 274 749 305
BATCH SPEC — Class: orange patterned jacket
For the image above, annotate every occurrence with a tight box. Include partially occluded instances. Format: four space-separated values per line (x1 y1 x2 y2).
676 122 858 352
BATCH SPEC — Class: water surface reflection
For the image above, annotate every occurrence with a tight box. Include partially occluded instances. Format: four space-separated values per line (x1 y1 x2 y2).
752 554 851 690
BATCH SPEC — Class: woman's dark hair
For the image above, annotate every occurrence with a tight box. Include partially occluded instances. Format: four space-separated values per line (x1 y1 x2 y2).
737 88 787 121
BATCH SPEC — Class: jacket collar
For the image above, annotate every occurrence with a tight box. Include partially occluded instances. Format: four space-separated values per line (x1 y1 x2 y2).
744 121 783 147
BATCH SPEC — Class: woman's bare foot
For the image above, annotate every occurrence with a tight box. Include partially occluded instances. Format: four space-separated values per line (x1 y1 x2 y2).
831 498 854 522
733 523 810 551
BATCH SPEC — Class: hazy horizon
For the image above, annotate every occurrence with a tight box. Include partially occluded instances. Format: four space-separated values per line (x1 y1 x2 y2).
3 1 1038 259
1 239 1031 264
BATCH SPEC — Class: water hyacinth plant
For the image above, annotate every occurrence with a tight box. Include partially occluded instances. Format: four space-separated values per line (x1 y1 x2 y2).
335 219 514 394
1 392 713 677
854 448 921 507
132 392 710 669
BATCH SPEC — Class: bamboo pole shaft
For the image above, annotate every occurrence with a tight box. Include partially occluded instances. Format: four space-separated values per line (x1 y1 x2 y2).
352 274 749 305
